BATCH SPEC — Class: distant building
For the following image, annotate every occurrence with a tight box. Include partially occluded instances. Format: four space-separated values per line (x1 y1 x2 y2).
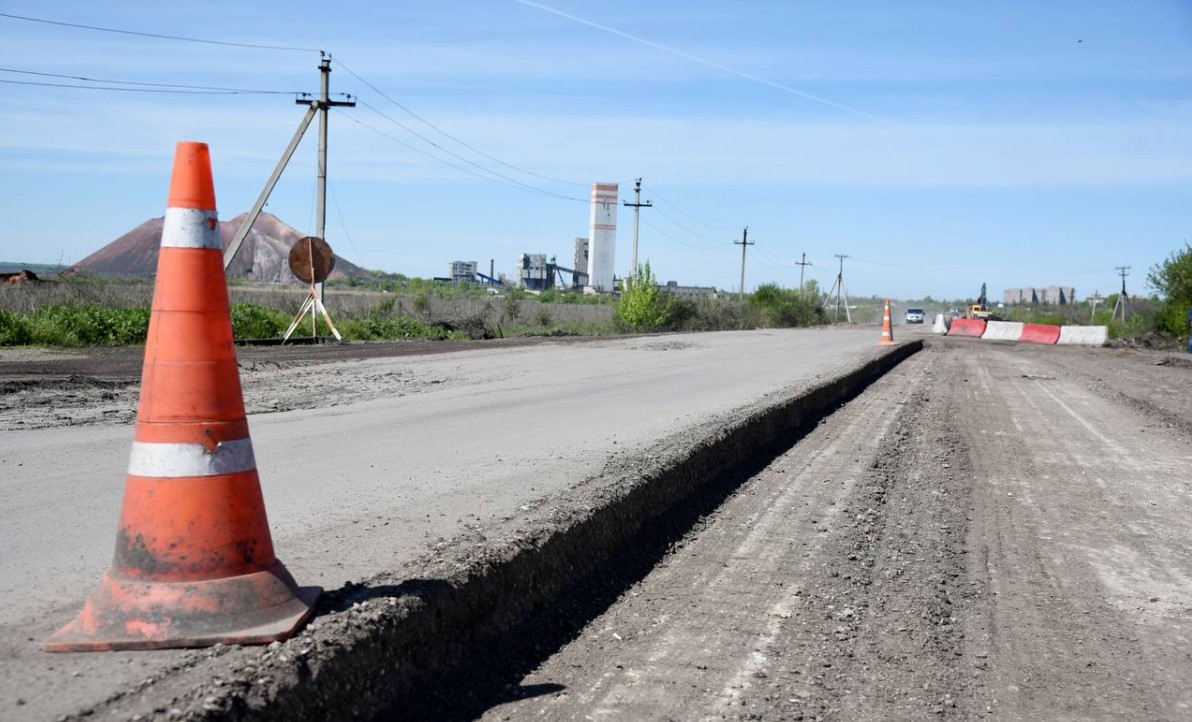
450 260 478 284
518 253 551 291
574 239 588 281
660 280 717 299
586 183 618 293
1004 286 1075 305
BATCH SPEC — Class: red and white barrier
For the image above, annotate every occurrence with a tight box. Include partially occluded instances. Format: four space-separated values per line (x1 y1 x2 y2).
983 321 1024 341
947 318 986 338
1057 325 1108 346
1020 323 1060 344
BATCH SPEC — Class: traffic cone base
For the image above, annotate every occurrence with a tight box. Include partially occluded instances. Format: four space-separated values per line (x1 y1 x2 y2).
44 562 319 652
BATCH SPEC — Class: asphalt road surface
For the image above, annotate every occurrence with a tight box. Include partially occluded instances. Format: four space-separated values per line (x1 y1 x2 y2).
1 327 887 720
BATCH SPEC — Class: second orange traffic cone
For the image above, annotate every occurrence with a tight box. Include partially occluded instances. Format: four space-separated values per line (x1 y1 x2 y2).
878 298 897 346
45 142 319 652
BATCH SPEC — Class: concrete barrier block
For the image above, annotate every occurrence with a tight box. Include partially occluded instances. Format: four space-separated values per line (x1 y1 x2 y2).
1058 325 1108 346
947 318 986 338
1021 323 1060 344
983 321 1024 341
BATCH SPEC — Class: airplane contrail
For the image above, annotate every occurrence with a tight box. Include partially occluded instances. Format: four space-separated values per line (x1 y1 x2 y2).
513 0 885 122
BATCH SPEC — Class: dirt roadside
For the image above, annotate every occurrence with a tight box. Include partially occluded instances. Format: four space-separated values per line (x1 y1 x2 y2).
396 339 1192 721
0 336 600 430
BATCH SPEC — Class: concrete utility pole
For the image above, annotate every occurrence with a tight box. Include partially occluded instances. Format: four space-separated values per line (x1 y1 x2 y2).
796 253 812 292
824 254 851 323
310 56 356 300
1112 265 1130 322
224 53 355 302
734 226 753 301
623 178 652 279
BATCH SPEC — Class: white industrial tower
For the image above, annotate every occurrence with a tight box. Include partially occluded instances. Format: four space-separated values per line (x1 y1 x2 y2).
586 183 618 293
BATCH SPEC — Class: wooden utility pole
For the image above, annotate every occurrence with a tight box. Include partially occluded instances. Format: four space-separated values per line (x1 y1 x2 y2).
623 178 652 278
734 227 753 301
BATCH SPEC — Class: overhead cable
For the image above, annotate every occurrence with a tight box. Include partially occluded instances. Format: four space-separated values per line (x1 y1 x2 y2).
1 67 299 94
0 12 320 52
333 56 588 188
356 98 587 203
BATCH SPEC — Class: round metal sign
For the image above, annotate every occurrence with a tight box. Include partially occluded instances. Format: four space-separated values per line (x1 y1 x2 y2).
289 236 336 284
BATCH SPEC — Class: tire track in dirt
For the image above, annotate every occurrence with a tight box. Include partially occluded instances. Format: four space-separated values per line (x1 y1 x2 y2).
957 344 1192 721
447 347 976 721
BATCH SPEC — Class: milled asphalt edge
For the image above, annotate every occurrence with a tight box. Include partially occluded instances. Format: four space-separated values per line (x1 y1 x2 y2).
88 340 921 722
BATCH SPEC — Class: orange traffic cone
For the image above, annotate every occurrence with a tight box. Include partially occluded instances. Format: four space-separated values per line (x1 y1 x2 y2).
878 298 897 346
46 142 319 652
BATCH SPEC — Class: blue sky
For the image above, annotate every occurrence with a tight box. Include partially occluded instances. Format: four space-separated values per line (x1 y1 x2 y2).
2 0 1190 300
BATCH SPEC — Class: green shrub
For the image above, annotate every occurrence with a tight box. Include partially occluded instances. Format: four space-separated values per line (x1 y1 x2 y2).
617 262 670 332
230 304 288 340
0 309 32 345
749 283 827 328
338 316 449 341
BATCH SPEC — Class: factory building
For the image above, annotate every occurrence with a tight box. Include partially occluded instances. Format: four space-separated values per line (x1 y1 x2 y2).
660 281 717 299
450 260 478 283
518 253 552 291
1004 286 1076 305
586 183 618 293
574 238 589 279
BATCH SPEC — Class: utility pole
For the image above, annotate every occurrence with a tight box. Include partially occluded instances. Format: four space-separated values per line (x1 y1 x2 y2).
734 226 753 301
310 55 356 301
824 254 851 323
223 53 355 303
1088 290 1105 322
795 253 812 292
1112 265 1130 322
623 178 652 279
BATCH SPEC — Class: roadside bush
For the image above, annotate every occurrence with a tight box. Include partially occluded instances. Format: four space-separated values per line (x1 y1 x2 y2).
1148 243 1192 338
0 309 32 345
616 262 670 331
0 304 150 346
749 283 827 328
229 303 289 340
338 316 450 341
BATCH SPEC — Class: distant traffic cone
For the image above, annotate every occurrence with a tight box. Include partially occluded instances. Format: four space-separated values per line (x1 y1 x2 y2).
46 142 319 652
878 298 897 346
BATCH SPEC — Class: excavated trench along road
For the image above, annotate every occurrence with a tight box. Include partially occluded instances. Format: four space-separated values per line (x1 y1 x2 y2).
393 342 1192 721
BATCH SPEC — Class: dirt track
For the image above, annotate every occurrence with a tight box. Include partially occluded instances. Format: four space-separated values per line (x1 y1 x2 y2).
394 339 1192 721
2 333 1191 721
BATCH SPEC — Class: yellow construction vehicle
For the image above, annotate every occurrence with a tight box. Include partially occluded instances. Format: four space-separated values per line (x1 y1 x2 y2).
965 283 1001 321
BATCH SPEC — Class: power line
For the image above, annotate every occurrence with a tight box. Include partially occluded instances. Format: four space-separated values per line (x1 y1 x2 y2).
641 183 737 232
355 98 587 203
0 78 278 95
343 112 587 201
639 216 724 250
0 12 320 53
1 67 300 94
333 56 587 188
649 205 730 245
